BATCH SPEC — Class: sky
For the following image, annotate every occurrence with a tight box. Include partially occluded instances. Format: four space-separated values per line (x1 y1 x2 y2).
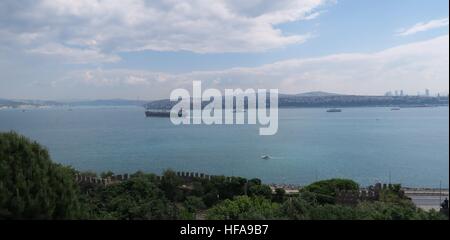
0 0 448 100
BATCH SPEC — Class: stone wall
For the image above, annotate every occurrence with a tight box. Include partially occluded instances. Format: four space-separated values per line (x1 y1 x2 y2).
75 173 130 186
75 171 234 186
335 183 405 205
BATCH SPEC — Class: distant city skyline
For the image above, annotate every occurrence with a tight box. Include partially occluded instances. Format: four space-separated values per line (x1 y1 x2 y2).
385 89 448 97
0 0 449 100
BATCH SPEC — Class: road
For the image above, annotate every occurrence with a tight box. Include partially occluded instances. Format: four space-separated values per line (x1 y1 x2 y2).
404 189 449 211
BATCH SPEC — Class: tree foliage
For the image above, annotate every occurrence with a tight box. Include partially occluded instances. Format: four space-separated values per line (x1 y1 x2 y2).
302 178 359 204
84 175 178 220
206 196 281 220
0 132 83 219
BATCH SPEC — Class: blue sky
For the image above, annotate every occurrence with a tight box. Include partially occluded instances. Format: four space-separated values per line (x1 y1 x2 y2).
0 0 448 100
113 0 450 73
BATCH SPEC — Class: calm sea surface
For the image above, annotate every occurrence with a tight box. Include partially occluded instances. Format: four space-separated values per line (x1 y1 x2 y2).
0 106 448 187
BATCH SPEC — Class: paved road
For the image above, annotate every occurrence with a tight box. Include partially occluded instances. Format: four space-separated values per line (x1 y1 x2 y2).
406 194 449 211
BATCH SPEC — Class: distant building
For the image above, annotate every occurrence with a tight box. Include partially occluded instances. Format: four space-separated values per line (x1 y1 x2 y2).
425 89 430 97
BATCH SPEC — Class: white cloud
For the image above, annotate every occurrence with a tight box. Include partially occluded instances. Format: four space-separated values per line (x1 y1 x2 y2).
0 0 330 64
28 43 120 64
397 17 449 36
57 35 449 98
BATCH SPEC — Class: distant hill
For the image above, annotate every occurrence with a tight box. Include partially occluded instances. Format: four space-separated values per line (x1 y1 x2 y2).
65 99 148 107
3 94 448 110
279 95 448 108
1 98 148 108
0 99 15 105
0 99 27 107
295 91 343 97
144 94 449 109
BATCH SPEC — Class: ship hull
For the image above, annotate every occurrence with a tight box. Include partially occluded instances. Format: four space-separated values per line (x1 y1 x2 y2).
326 109 342 113
145 110 183 118
145 111 171 117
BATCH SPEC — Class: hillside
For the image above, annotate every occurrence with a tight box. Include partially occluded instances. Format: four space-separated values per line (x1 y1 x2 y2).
295 91 343 97
144 94 449 109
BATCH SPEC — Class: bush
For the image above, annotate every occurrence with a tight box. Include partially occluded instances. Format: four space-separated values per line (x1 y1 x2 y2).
0 132 83 219
355 201 446 220
159 169 183 201
273 188 286 203
248 184 273 199
89 175 178 220
184 196 206 213
207 196 281 220
308 204 358 220
282 197 312 220
302 179 359 204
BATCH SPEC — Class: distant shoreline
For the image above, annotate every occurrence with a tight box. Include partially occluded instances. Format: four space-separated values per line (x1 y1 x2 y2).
2 94 449 109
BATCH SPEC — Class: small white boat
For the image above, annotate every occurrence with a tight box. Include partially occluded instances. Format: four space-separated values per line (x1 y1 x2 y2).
261 155 271 160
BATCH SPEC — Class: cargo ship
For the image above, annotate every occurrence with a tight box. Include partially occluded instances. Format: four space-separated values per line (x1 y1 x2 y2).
145 109 183 118
326 108 342 113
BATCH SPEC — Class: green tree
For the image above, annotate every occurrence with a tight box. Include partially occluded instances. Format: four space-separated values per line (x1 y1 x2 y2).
248 184 273 199
202 189 220 207
184 196 206 213
181 195 207 219
273 188 286 203
200 176 247 205
354 201 446 220
159 169 183 201
0 132 83 219
207 196 281 220
90 175 178 220
302 179 359 204
282 197 312 220
308 204 358 220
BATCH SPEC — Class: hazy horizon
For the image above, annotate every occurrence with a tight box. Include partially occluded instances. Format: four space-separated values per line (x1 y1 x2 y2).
3 90 449 103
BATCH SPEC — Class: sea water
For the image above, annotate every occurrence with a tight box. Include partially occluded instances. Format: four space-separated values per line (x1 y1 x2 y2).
0 106 448 187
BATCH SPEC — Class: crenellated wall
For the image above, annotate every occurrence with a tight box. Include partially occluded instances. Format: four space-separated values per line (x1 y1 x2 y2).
74 171 234 186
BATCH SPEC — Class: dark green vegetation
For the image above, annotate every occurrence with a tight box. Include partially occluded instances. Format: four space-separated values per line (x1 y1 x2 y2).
0 132 83 219
0 132 447 220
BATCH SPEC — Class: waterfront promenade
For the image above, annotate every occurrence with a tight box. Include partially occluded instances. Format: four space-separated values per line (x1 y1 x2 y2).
403 188 449 210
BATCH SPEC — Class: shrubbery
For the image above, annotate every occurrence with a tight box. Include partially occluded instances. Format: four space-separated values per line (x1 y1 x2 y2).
0 132 83 219
207 196 281 220
302 178 359 204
